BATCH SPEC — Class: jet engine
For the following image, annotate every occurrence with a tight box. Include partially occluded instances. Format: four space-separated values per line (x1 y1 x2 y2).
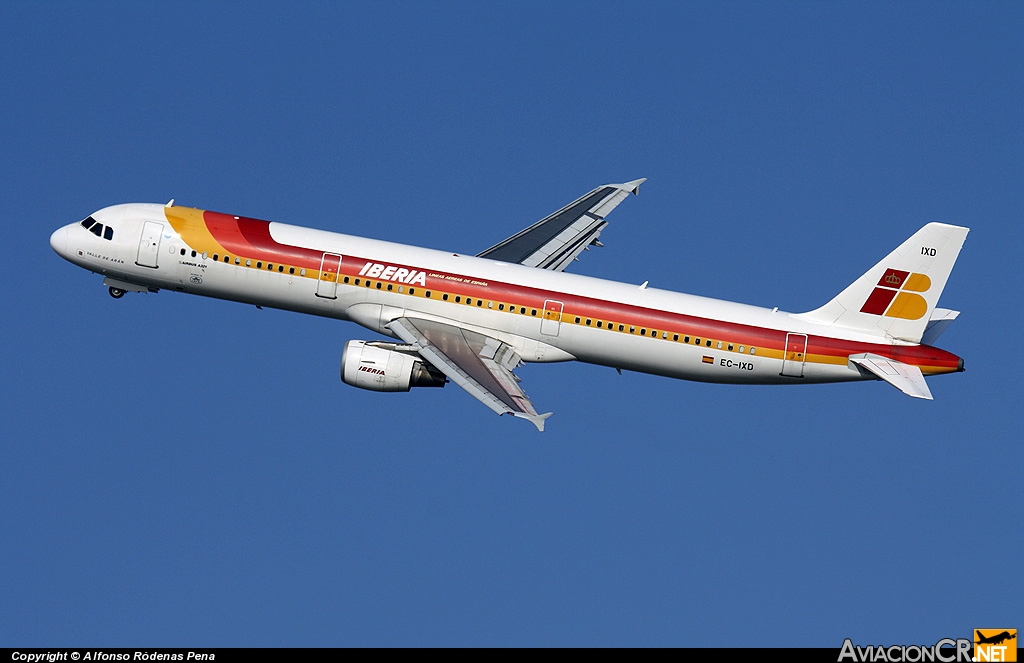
341 340 446 392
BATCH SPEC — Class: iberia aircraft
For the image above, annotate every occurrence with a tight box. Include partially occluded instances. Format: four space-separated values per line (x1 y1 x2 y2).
50 180 968 431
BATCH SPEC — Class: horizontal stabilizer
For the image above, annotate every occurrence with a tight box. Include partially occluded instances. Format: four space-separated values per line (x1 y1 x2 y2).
848 353 933 400
920 308 960 346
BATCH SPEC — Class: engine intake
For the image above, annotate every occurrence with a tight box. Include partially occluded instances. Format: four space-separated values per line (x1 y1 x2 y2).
341 340 446 392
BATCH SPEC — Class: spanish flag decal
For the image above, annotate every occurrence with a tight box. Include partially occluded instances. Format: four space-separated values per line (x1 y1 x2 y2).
702 356 714 364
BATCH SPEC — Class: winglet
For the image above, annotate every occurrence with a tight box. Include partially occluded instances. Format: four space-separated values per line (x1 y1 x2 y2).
620 178 646 195
513 411 553 432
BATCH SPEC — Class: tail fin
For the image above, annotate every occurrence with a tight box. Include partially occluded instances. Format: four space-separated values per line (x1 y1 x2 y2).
794 223 969 343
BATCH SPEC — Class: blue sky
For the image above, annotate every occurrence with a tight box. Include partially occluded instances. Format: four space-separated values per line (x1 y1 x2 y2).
1 1 1020 647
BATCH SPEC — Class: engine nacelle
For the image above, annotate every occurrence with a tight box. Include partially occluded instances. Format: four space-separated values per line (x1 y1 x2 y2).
341 340 446 392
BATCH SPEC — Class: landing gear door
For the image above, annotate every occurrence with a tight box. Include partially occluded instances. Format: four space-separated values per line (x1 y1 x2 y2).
781 332 808 377
136 221 163 268
316 252 343 299
541 300 564 336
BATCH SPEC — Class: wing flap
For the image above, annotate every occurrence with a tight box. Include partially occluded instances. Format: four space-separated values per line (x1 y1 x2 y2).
387 317 552 431
476 178 645 271
848 353 934 400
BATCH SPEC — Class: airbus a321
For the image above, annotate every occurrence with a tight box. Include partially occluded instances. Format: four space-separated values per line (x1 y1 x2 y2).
50 180 968 430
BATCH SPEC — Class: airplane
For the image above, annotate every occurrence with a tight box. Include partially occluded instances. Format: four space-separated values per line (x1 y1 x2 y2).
50 179 968 431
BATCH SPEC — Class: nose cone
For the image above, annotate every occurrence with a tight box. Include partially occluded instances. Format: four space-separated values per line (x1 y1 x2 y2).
50 226 68 258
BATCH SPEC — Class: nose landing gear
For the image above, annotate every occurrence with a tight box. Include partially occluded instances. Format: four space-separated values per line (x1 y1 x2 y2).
108 286 126 299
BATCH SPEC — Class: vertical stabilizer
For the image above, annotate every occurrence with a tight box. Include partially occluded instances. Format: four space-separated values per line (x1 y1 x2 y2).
794 223 969 343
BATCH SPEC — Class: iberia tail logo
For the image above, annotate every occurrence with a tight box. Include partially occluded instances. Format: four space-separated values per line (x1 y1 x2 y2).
975 629 1017 662
860 268 932 320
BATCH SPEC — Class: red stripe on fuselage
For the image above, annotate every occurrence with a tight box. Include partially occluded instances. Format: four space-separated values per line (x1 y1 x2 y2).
204 211 325 269
197 210 961 372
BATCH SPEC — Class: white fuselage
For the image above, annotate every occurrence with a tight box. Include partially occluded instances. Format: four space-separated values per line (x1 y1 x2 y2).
50 203 962 391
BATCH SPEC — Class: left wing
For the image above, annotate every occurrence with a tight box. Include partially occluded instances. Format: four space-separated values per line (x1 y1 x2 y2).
387 317 552 431
476 178 645 271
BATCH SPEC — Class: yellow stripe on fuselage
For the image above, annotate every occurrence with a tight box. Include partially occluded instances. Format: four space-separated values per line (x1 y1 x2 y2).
164 207 229 257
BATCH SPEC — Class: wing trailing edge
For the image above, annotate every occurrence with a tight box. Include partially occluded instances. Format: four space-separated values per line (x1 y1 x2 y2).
387 317 552 431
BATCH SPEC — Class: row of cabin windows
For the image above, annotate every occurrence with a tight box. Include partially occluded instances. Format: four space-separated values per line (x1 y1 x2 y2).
176 247 308 276
338 274 760 354
337 276 542 316
80 217 114 240
571 315 757 354
162 255 757 355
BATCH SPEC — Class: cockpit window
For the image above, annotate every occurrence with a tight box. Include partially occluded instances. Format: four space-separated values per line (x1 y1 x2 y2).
80 216 97 230
90 223 103 237
103 226 113 240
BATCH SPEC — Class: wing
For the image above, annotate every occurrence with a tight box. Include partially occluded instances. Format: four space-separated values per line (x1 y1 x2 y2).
848 353 933 400
476 178 645 271
387 317 552 431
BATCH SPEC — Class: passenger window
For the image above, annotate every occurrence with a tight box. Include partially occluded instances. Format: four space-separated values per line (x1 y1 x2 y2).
640 329 646 335
684 336 690 343
202 252 208 260
630 327 635 333
224 256 230 263
728 344 733 351
181 248 186 256
694 338 700 345
443 294 449 301
585 319 591 326
246 259 252 266
235 258 240 264
300 269 306 276
487 301 492 308
717 341 723 349
257 261 262 268
103 226 114 240
706 340 712 347
387 283 393 291
673 334 679 341
478 300 483 306
278 265 284 272
520 307 526 314
192 251 198 258
267 263 273 270
455 296 461 303
354 278 361 285
213 254 219 261
618 324 624 332
596 321 602 328
409 288 415 295
376 282 382 289
750 347 756 355
424 291 431 297
738 346 744 353
465 298 472 305
531 309 537 316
